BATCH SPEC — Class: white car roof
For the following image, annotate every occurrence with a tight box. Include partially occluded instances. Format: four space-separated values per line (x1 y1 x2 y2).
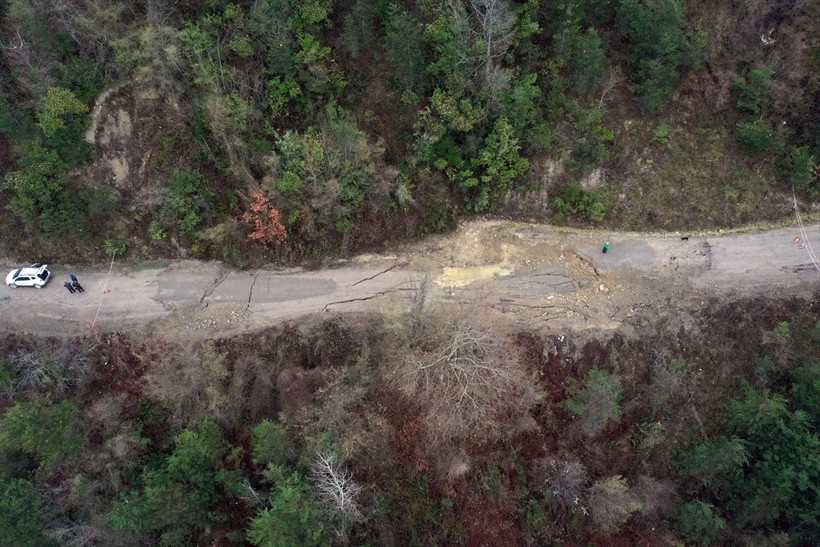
19 264 48 274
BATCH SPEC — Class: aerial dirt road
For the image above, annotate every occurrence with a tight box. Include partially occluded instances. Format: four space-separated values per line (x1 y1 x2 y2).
1 221 817 338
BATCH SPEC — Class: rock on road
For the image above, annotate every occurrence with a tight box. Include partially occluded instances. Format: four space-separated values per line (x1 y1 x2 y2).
1 221 817 338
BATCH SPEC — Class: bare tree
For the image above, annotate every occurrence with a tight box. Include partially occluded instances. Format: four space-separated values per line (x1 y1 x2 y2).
598 66 623 108
0 30 25 52
310 452 364 530
4 338 99 400
237 478 266 508
440 0 517 93
393 312 540 446
468 0 517 80
539 457 588 512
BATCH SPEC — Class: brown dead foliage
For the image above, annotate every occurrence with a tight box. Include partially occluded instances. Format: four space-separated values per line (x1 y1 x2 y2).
389 309 541 448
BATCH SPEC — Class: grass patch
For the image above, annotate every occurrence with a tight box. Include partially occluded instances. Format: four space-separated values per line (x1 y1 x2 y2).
608 121 788 230
125 260 170 272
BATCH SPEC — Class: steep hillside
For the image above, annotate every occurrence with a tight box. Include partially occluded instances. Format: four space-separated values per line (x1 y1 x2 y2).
1 0 817 265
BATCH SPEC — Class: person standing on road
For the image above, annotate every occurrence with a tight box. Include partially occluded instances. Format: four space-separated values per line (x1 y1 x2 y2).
70 273 84 292
602 242 610 254
64 282 76 294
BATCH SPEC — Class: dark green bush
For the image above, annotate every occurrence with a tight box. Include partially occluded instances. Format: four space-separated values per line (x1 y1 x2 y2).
0 476 57 547
552 182 610 222
782 146 817 194
562 368 622 436
678 500 726 546
618 0 687 113
158 168 216 235
0 399 82 471
733 67 774 117
735 119 773 154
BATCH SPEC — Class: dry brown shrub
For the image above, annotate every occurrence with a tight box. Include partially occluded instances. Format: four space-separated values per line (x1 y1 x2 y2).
85 393 128 438
5 337 99 399
587 475 643 534
144 340 229 426
276 366 326 419
435 447 471 485
390 310 540 447
636 474 676 521
228 354 279 421
293 361 399 463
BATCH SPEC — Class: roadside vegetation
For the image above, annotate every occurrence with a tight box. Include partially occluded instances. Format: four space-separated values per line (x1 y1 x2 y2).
0 0 816 264
0 297 817 545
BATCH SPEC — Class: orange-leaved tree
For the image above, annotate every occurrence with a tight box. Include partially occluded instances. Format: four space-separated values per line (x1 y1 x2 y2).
242 190 287 245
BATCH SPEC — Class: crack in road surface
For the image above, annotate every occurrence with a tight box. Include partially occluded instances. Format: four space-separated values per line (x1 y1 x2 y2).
702 240 713 271
247 270 261 305
349 262 407 287
200 267 230 303
574 252 600 277
781 263 817 273
322 286 414 311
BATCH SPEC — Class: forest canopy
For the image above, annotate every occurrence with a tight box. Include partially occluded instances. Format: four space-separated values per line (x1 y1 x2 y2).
0 0 817 263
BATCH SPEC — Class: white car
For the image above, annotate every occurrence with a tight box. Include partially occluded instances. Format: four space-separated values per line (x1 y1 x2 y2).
6 263 51 288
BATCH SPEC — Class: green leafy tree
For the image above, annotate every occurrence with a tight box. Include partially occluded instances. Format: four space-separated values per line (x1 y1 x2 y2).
733 66 774 117
500 73 553 153
251 0 297 78
678 500 726 546
246 464 329 547
424 1 474 95
425 0 522 98
618 0 687 112
340 0 375 60
568 103 614 169
0 399 82 471
3 142 87 234
788 357 820 429
461 116 529 212
252 419 294 466
683 385 820 543
556 22 606 94
0 89 37 143
551 181 609 222
36 87 88 137
156 168 216 235
265 107 394 248
735 119 773 154
723 388 819 534
384 4 429 100
684 437 748 487
782 146 817 194
108 419 239 544
563 368 622 436
0 476 57 547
